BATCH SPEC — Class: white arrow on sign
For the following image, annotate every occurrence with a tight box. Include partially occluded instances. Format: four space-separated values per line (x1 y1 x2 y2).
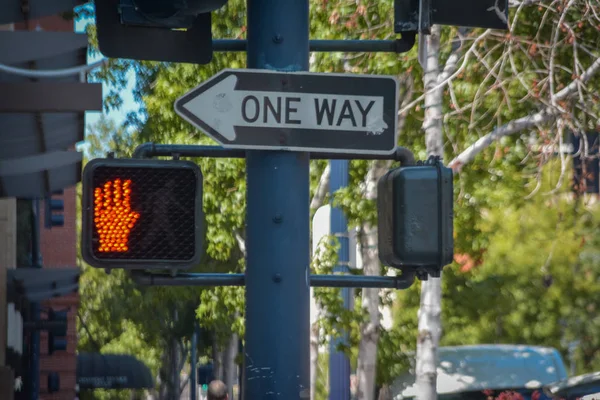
177 74 389 141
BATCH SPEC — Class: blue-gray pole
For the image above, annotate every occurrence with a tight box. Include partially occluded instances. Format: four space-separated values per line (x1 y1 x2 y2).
244 0 311 398
329 160 352 400
29 199 41 400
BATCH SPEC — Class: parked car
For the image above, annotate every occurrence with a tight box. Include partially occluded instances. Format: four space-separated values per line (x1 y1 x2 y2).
543 371 600 400
392 344 569 400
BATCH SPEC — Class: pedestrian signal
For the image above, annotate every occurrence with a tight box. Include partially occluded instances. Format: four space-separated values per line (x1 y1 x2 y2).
81 158 204 270
395 0 508 34
95 0 221 64
377 157 454 280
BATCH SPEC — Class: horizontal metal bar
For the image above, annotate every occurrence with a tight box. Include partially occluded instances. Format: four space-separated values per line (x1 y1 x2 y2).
133 272 245 287
132 143 416 165
131 272 415 289
311 273 415 289
212 39 245 52
213 36 416 53
0 31 88 65
0 82 103 112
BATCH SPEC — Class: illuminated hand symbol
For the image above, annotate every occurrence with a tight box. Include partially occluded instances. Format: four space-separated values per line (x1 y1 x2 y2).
93 178 140 253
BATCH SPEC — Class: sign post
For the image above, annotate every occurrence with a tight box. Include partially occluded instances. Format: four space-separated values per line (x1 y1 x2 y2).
242 0 311 398
175 69 399 154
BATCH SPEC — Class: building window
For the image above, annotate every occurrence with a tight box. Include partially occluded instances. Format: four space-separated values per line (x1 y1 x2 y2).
16 199 33 268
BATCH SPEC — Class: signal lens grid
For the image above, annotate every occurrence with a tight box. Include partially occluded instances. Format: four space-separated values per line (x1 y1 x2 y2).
90 165 198 261
94 178 140 252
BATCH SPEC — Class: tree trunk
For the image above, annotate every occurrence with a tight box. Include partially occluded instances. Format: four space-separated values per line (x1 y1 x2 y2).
356 222 380 400
356 160 389 400
377 384 393 400
212 340 225 381
415 24 444 400
309 166 331 400
158 336 184 400
224 332 239 399
171 337 181 400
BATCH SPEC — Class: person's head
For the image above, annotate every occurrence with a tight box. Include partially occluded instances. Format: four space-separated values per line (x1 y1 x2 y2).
207 380 229 400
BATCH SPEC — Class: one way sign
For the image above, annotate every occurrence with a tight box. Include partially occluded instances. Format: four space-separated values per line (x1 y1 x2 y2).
174 69 399 155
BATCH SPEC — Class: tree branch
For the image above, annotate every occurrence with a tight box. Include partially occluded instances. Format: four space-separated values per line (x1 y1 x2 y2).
449 55 600 171
234 231 246 258
76 312 103 352
398 30 493 116
449 110 555 171
438 28 470 85
554 56 600 102
310 164 331 210
179 374 190 396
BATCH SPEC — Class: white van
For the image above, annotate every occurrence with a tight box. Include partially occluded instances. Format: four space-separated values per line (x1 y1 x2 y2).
392 345 568 400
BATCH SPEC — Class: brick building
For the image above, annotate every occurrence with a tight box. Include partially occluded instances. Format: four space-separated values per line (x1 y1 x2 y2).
0 2 101 399
14 13 81 400
38 189 79 399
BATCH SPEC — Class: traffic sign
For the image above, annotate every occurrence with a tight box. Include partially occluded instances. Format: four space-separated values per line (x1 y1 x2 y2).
174 69 399 154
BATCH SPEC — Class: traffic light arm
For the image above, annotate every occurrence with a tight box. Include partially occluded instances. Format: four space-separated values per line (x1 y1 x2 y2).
211 37 417 54
133 143 416 165
130 271 416 289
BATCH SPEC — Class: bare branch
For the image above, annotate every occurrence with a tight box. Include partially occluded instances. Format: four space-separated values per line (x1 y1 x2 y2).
398 30 494 116
450 111 555 171
555 56 600 102
235 231 246 257
437 28 469 84
449 55 600 171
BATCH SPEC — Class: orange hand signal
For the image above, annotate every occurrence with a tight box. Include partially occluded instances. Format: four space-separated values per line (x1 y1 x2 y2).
93 178 140 253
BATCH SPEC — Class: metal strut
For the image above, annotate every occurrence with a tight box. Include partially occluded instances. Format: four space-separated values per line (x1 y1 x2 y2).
132 143 416 165
212 35 417 54
130 271 416 289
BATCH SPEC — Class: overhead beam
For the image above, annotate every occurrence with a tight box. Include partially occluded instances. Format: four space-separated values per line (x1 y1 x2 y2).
0 0 85 25
0 82 103 112
0 150 82 177
0 32 89 64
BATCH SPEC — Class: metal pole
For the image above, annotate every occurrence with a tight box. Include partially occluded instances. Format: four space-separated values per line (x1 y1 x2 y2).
244 0 310 397
329 160 352 400
191 322 198 400
29 199 41 400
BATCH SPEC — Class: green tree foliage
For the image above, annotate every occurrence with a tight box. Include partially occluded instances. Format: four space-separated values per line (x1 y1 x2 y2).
77 0 600 396
394 162 600 376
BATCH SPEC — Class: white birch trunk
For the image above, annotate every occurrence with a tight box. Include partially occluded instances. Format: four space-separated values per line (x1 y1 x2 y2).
415 24 444 400
378 384 393 400
212 341 225 381
309 166 330 400
224 332 238 399
356 160 389 400
310 322 320 400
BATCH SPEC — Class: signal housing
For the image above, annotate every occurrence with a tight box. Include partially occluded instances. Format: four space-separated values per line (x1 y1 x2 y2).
377 158 454 279
81 158 204 270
